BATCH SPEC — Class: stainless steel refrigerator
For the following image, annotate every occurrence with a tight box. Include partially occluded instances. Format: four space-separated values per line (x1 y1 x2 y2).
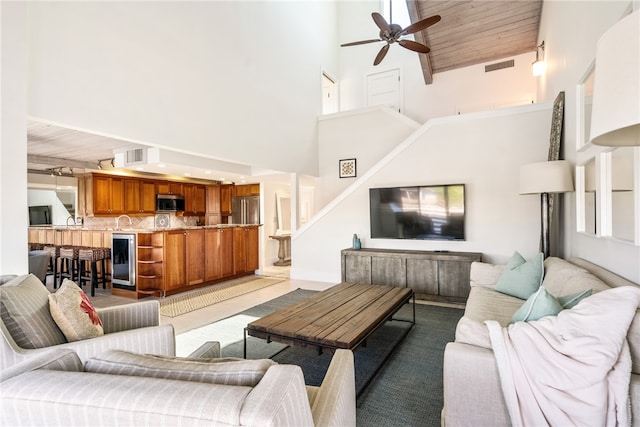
232 196 260 224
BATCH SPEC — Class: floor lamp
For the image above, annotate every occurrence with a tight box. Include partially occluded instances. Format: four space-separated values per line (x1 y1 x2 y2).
519 160 574 258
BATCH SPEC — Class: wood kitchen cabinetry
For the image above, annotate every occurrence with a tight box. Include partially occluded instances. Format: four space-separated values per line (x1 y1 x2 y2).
136 232 164 296
220 184 234 216
205 185 222 225
184 184 206 216
156 181 184 196
204 227 234 281
86 174 125 216
234 184 260 197
124 179 156 214
233 226 259 274
341 248 482 303
164 229 205 291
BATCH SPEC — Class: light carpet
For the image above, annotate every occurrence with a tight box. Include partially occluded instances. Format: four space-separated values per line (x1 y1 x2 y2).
159 276 284 317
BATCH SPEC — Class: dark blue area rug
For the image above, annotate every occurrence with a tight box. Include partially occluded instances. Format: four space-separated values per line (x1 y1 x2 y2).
221 289 463 427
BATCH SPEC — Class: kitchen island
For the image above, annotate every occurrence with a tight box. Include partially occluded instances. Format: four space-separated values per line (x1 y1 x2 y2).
28 224 261 299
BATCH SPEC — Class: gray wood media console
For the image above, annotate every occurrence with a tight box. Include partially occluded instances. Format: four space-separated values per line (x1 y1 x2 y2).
341 248 482 303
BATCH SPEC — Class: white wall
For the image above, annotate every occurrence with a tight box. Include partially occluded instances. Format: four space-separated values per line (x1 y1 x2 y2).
317 106 420 208
27 1 339 177
1 1 29 274
337 0 538 123
292 104 552 283
537 0 640 283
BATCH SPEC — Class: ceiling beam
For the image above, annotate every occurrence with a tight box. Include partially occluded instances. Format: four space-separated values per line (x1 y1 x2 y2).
27 154 98 170
407 0 434 85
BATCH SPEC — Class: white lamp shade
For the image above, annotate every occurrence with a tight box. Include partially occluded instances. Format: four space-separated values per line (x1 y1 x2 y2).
590 10 640 146
519 160 574 194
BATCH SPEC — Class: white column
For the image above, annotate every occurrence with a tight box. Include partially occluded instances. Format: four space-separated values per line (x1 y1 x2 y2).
0 1 29 274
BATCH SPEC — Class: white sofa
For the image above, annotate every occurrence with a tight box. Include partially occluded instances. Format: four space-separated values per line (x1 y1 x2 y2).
0 347 356 427
442 256 640 426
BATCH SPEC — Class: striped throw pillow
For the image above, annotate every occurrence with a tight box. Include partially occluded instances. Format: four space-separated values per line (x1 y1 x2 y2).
0 274 66 348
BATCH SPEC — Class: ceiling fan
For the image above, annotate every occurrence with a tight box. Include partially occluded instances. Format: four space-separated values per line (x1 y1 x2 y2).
341 12 441 66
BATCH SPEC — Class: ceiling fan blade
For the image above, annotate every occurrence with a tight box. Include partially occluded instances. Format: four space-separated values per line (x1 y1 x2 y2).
371 12 391 33
398 39 430 54
373 44 390 66
341 39 383 47
402 15 441 35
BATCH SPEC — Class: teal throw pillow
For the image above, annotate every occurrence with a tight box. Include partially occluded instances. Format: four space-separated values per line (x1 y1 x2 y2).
558 289 592 309
494 252 544 300
510 286 562 323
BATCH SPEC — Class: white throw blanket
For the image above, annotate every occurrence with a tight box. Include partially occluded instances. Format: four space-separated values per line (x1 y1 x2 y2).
486 286 640 427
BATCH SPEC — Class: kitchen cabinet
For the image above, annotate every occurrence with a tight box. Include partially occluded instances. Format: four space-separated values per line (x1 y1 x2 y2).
156 181 184 196
124 179 156 214
235 184 260 197
164 229 205 290
88 174 125 215
205 185 221 225
184 184 206 215
205 227 234 281
220 184 234 216
233 226 259 274
136 232 164 296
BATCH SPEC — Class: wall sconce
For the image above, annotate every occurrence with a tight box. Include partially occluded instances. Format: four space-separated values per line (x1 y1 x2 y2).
532 41 545 77
590 10 639 146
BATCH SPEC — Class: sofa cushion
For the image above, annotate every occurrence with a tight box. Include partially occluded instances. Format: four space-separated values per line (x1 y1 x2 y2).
49 279 104 342
85 349 277 387
464 286 524 325
469 262 504 288
0 274 66 348
510 286 562 323
494 252 544 299
542 257 610 296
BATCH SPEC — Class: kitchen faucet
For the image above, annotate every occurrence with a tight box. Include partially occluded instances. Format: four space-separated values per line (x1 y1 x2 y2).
115 215 133 230
66 215 76 227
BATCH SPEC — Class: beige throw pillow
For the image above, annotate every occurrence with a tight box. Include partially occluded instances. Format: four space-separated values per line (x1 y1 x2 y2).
49 280 104 342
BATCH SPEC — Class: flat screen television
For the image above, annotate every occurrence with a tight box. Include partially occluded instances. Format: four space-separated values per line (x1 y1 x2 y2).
369 184 465 240
28 205 52 225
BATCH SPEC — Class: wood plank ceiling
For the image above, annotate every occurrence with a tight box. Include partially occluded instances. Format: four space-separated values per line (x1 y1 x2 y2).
407 0 543 84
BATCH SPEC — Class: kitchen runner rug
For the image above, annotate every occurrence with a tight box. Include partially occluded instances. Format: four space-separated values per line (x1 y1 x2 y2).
159 276 284 317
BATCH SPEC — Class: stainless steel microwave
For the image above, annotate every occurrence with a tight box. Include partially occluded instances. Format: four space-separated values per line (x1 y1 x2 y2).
156 194 185 212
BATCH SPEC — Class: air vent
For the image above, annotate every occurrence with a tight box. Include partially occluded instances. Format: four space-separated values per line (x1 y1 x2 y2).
485 59 515 73
124 148 146 165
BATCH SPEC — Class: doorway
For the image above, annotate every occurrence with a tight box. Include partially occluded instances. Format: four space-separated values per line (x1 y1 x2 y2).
366 68 402 113
322 72 338 115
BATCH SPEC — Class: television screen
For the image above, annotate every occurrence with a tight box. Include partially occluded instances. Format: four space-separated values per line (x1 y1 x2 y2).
28 205 52 225
369 184 465 240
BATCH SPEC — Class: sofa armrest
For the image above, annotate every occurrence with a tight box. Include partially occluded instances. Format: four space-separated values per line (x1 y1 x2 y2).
241 365 315 426
97 300 161 333
0 348 82 382
443 342 510 427
187 341 221 359
309 349 356 427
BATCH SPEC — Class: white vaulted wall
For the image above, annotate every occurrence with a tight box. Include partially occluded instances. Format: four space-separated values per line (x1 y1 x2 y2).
27 1 339 176
292 104 552 283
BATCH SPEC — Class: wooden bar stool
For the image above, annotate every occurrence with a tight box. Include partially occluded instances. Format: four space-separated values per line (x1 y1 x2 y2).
79 247 108 297
58 246 80 288
100 247 111 288
43 245 60 289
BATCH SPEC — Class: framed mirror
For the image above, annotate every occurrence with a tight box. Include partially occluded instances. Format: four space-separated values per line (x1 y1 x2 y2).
275 193 291 235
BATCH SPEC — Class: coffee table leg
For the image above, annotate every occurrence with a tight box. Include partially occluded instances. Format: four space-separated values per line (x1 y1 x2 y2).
243 328 247 359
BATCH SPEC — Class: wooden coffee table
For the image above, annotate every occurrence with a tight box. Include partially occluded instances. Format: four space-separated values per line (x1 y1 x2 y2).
244 282 414 358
